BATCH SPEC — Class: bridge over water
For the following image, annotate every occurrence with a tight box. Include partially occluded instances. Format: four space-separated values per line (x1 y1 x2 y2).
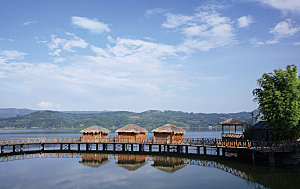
0 137 297 164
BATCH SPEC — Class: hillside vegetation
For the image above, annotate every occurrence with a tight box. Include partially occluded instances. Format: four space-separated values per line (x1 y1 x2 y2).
0 110 254 131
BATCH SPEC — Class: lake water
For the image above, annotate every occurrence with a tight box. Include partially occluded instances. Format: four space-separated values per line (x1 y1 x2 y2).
0 129 299 189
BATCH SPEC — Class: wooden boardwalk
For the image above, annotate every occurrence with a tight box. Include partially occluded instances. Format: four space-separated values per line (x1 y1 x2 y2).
0 137 296 158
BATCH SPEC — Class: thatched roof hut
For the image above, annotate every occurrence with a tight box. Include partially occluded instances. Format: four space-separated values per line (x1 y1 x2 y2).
218 118 245 139
218 118 245 126
80 125 111 134
115 124 148 134
151 124 186 134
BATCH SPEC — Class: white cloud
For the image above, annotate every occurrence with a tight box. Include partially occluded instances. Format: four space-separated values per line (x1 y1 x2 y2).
91 45 110 58
145 8 165 17
38 101 54 109
22 20 36 26
0 50 27 60
293 41 300 45
252 0 300 14
53 57 66 63
71 16 110 34
47 33 88 56
270 19 300 39
162 9 237 52
237 15 254 28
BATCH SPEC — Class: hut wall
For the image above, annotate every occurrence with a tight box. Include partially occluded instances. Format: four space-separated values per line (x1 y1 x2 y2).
118 133 145 142
154 133 184 143
82 133 108 142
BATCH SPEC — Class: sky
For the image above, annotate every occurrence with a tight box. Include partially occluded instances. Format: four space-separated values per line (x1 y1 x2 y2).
0 0 300 113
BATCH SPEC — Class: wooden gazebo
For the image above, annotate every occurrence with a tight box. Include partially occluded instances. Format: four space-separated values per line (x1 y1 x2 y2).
80 126 111 142
151 124 186 144
115 124 148 142
219 118 245 139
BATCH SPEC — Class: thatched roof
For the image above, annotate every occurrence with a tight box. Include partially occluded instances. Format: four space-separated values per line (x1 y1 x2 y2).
115 162 147 171
80 125 111 134
151 164 186 173
151 124 186 134
218 118 245 126
79 159 109 168
115 124 148 134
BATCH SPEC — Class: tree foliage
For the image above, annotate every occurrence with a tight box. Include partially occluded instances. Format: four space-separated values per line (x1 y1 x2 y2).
253 65 300 140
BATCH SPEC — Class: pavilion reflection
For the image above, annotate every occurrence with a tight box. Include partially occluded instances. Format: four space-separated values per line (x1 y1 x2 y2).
115 154 147 171
79 153 109 168
151 156 186 173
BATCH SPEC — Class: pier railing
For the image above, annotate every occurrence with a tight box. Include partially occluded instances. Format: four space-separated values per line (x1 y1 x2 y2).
0 137 296 152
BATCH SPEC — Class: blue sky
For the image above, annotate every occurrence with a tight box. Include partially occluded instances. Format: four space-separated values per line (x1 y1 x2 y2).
0 0 300 113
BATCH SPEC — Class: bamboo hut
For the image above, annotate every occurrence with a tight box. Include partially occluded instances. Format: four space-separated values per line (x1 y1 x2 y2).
219 118 245 140
80 126 111 142
115 124 148 142
151 156 186 173
151 124 186 144
115 154 147 171
79 153 109 168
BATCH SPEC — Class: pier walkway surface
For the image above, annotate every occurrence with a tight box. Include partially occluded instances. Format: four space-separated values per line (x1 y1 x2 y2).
0 137 297 164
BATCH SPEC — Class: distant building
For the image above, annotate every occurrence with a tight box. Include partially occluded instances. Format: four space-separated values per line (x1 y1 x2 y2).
115 124 148 142
80 125 111 142
251 121 272 141
151 124 186 144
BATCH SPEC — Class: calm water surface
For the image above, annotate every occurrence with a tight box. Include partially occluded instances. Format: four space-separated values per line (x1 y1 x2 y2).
0 129 299 189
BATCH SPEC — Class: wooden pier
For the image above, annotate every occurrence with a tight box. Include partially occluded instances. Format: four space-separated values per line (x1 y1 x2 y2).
0 137 297 164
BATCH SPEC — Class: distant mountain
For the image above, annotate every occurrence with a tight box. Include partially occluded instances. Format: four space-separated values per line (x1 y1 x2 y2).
0 109 254 130
0 108 36 118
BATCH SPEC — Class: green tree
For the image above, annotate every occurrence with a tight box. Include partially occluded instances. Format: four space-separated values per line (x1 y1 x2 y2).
253 65 300 140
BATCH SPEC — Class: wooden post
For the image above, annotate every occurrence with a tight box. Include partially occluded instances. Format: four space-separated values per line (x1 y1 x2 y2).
217 148 220 156
159 145 161 153
203 147 206 155
20 145 23 153
222 148 226 156
186 146 189 154
122 144 125 152
167 145 170 153
1 146 3 154
131 144 133 152
177 145 180 153
139 144 142 152
197 146 200 155
103 143 106 152
86 143 88 151
60 144 63 151
13 145 15 153
149 144 152 153
113 143 116 152
68 143 70 151
78 144 80 151
41 143 44 151
96 143 98 151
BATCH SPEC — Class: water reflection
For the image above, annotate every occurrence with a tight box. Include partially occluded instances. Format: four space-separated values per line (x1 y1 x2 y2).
151 156 186 173
79 153 109 168
1 152 299 189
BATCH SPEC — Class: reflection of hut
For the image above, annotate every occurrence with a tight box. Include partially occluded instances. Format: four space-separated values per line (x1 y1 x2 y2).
115 124 148 142
151 156 186 173
219 118 245 140
115 154 147 171
251 121 272 141
80 126 111 142
79 153 109 168
151 124 186 144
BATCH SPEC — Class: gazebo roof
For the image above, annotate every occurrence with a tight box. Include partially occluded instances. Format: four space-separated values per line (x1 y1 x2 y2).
80 126 111 134
151 124 186 134
115 124 148 134
218 118 245 126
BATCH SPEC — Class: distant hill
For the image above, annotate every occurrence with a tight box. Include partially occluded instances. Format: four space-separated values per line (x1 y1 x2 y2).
0 109 255 131
0 108 36 118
